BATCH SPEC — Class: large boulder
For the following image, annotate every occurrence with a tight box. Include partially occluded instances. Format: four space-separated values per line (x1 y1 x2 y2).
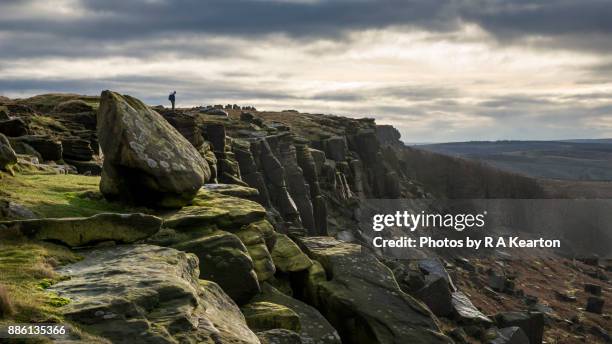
0 213 162 247
97 91 210 208
51 245 260 344
0 134 17 172
296 236 452 344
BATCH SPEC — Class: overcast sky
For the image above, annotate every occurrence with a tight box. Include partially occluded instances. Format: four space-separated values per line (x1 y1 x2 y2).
1 0 611 142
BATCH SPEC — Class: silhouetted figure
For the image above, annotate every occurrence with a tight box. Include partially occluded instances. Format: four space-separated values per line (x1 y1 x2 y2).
168 91 176 110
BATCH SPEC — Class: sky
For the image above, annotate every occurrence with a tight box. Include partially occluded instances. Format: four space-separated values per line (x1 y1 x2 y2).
0 0 611 142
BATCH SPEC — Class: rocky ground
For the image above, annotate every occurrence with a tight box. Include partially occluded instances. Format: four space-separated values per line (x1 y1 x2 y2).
0 93 609 343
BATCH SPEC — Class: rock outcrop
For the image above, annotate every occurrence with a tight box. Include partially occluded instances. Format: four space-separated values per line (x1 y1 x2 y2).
0 133 17 173
97 91 210 208
295 236 452 344
0 213 162 247
51 245 260 344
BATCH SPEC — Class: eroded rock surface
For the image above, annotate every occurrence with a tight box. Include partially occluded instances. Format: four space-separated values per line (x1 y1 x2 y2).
97 91 210 208
52 245 260 344
0 213 161 247
296 236 452 344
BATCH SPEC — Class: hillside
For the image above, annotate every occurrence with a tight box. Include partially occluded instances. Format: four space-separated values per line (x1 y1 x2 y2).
418 140 612 181
0 93 609 343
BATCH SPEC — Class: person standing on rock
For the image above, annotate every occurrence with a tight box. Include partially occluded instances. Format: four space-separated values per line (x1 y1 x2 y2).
169 91 176 110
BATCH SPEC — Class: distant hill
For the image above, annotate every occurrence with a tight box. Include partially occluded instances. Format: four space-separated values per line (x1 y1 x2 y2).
417 139 612 181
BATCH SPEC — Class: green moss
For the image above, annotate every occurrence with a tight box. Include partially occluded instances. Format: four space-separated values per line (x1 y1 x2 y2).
271 233 312 273
29 115 69 133
0 239 80 323
37 279 54 290
241 301 301 332
19 93 99 112
46 296 70 307
0 173 146 218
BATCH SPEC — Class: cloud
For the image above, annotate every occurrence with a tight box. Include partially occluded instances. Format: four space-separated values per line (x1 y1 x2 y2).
0 0 612 142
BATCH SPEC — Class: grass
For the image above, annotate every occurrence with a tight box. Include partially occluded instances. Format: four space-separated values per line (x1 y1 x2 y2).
0 173 146 218
0 236 81 324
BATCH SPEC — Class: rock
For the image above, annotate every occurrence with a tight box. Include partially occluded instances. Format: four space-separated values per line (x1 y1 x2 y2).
65 159 102 176
413 276 453 317
578 254 599 266
235 225 276 282
554 290 577 303
389 261 426 294
490 327 529 344
0 118 28 137
448 328 469 344
455 258 476 272
97 91 210 208
418 258 455 289
586 296 604 314
202 183 260 199
62 137 94 161
0 199 36 220
172 230 260 305
351 129 380 163
375 125 401 145
323 136 347 161
589 325 611 342
271 233 313 273
202 108 229 116
495 312 544 344
242 301 301 332
163 189 266 230
0 106 9 120
205 123 226 152
0 134 17 172
452 291 492 324
309 148 326 174
51 245 260 344
488 272 508 292
296 236 452 344
0 213 162 247
584 283 602 296
257 329 303 344
53 99 94 113
252 283 341 344
10 135 62 161
160 110 204 148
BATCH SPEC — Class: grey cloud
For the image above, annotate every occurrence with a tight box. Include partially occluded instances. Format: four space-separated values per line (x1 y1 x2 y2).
1 0 611 59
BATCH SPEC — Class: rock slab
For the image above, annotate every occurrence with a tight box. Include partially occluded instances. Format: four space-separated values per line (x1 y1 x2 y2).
52 245 259 344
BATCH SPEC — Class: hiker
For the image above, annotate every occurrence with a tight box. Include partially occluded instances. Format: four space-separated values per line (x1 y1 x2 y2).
168 91 176 110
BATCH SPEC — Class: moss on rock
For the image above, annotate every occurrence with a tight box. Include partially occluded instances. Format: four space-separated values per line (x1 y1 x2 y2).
242 301 301 333
271 233 312 273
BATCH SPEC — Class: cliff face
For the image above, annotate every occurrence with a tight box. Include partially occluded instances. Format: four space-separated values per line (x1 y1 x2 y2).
0 93 607 344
